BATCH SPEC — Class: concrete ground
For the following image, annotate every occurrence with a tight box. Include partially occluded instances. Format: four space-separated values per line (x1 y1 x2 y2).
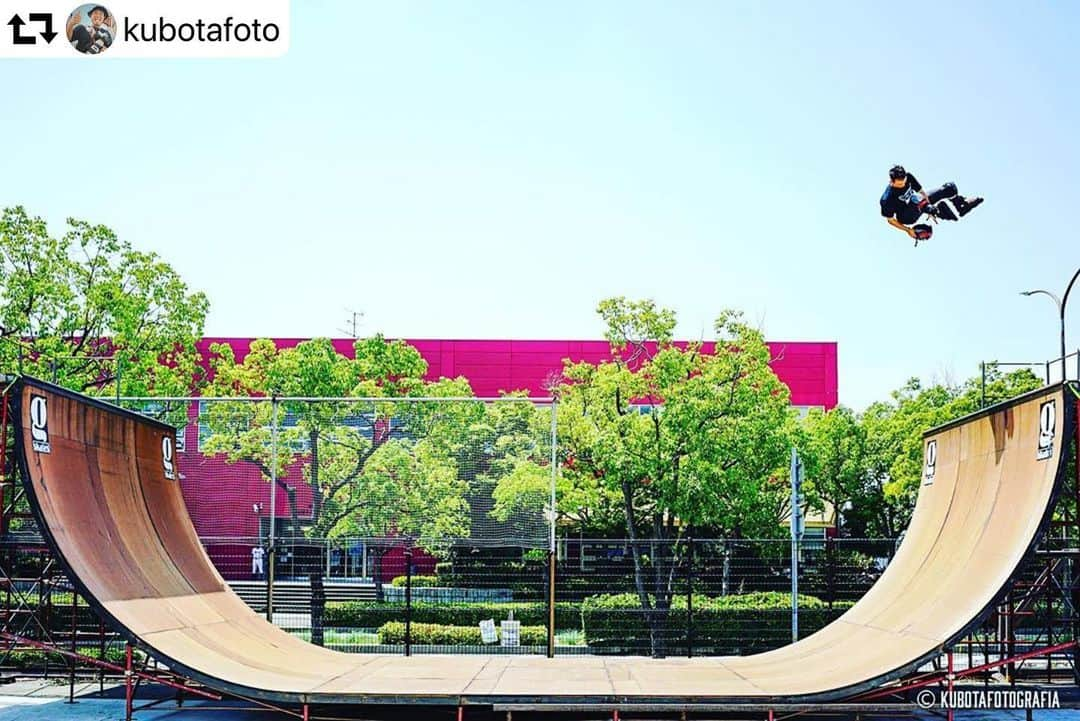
0 679 1079 720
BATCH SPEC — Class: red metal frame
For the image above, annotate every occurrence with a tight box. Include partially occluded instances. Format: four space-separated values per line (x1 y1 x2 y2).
0 385 1076 720
125 643 134 720
1 387 8 539
852 641 1078 703
0 630 220 701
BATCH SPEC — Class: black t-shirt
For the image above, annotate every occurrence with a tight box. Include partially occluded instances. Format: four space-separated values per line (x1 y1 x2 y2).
71 23 113 54
880 174 924 224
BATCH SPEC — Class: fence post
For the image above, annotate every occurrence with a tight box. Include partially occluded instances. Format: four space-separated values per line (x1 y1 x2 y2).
825 536 835 611
68 591 77 703
790 448 803 642
547 549 555 658
686 536 694 658
310 571 325 648
266 396 278 623
404 546 413 657
980 362 986 408
98 619 105 694
547 399 558 659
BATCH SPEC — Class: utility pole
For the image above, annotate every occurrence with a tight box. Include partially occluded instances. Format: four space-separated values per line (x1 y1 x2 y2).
338 309 365 339
1021 266 1080 380
790 447 804 642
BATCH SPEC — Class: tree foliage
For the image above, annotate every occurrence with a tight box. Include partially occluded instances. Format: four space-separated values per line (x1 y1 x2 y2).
542 297 798 656
0 205 208 397
801 366 1044 537
201 336 479 542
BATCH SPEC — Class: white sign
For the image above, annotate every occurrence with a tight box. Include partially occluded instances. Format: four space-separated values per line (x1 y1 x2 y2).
479 619 497 645
1037 400 1056 461
923 440 937 485
161 435 175 480
500 619 520 647
29 395 51 454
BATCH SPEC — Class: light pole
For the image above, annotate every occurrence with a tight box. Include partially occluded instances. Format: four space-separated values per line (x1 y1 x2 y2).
1021 266 1080 371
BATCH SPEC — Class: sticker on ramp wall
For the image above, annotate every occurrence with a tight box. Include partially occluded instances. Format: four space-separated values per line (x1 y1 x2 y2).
1037 400 1056 461
923 440 937 485
162 436 176 480
29 395 50 454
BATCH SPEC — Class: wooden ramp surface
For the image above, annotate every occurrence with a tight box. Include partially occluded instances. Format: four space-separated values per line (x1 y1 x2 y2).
11 377 1077 705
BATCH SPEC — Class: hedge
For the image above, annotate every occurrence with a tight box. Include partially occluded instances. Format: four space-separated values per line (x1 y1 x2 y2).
581 591 854 654
326 601 581 631
389 575 440 588
0 646 143 670
378 622 547 646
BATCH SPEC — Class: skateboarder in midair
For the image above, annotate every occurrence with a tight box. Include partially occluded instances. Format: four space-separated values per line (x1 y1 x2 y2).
880 165 983 245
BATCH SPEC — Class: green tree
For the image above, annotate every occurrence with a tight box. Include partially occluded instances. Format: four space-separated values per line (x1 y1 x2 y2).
487 393 623 538
800 406 867 533
835 367 1043 538
548 297 797 656
201 337 476 545
0 205 208 398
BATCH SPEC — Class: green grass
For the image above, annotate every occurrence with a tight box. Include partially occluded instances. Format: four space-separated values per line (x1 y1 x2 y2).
289 629 380 647
555 629 586 647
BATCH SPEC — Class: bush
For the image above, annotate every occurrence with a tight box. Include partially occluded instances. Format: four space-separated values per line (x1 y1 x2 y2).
581 591 853 654
390 575 440 588
0 646 143 670
378 622 547 646
326 601 581 631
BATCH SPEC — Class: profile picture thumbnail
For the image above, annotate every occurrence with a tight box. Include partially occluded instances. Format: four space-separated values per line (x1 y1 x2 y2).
67 4 116 55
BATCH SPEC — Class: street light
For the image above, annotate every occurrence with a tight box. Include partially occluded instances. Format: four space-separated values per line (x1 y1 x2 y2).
1021 266 1080 370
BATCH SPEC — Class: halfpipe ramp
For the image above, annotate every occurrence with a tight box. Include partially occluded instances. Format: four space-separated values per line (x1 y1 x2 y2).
10 377 1077 704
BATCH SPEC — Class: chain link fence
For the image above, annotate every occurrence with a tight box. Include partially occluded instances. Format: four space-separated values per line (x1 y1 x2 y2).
1 391 1075 674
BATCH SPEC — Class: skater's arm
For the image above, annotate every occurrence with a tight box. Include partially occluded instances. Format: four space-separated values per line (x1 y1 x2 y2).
66 10 79 40
887 218 915 238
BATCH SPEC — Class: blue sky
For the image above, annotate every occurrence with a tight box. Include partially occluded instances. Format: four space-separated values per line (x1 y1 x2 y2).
2 1 1078 409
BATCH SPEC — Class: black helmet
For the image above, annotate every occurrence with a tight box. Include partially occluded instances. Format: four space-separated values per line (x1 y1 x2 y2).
889 165 907 181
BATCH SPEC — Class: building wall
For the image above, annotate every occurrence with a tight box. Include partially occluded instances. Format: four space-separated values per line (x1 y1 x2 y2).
179 338 838 554
199 337 838 408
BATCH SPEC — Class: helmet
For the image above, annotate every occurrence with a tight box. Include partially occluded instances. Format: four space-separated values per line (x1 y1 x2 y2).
889 165 907 181
913 224 932 241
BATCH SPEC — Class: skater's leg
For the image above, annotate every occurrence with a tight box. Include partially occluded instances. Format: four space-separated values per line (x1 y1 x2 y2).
953 195 984 217
926 182 959 204
932 200 959 221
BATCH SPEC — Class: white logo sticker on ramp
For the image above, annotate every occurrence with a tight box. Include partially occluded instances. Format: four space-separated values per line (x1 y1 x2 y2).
1037 400 1056 461
923 440 937 485
162 436 176 480
29 395 51 454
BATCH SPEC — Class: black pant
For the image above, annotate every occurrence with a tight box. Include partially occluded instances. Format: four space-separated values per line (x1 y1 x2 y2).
924 182 968 221
70 24 93 52
925 182 959 204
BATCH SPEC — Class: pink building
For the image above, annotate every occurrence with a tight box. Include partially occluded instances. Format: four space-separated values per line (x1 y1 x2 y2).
177 338 837 577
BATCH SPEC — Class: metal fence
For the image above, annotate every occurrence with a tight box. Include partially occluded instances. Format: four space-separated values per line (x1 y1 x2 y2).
4 392 1074 671
181 536 897 657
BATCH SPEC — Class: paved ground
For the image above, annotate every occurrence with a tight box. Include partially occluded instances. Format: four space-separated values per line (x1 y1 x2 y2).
1 679 1080 720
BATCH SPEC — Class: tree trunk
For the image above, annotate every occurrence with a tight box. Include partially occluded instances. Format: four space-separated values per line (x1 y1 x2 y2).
309 429 322 531
373 548 386 603
273 477 300 534
721 541 731 596
620 482 656 655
